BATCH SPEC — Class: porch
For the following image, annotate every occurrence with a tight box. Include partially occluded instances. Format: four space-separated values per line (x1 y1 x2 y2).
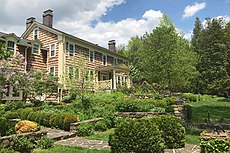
95 64 130 91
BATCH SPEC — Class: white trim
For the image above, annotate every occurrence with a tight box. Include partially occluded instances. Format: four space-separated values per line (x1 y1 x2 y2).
113 58 117 65
49 66 55 76
50 43 56 57
33 28 39 40
89 50 94 63
32 44 40 55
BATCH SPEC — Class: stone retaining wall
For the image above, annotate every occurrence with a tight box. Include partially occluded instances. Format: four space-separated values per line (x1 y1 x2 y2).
115 112 168 118
0 130 47 147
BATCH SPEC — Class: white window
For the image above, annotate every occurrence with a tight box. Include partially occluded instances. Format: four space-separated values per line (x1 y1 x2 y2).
33 28 39 40
69 44 74 56
7 41 15 52
49 67 55 76
113 58 117 65
89 50 94 62
102 54 107 66
50 44 56 57
3 86 22 99
32 44 40 55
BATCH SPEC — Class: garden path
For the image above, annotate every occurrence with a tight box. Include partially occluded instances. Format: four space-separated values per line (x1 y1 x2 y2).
43 128 200 152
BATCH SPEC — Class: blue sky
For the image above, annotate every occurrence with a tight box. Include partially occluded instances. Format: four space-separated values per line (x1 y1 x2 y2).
0 0 229 47
101 0 230 36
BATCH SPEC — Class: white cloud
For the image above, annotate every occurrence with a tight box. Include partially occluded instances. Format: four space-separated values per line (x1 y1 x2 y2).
0 0 163 47
183 2 206 18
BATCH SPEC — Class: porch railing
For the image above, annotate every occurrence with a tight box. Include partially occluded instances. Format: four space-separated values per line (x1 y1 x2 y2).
96 79 113 90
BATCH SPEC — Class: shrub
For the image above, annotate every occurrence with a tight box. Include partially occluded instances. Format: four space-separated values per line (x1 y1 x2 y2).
0 117 9 136
27 112 37 121
37 137 54 149
31 99 43 107
15 120 40 134
0 145 19 153
94 121 108 131
77 123 94 136
184 104 192 121
61 96 73 103
12 136 34 153
182 93 201 102
49 114 59 128
82 96 92 110
200 138 230 153
3 111 19 119
57 114 66 129
150 115 185 149
63 115 80 131
115 101 140 112
20 108 32 120
4 101 30 111
41 113 53 127
109 118 165 153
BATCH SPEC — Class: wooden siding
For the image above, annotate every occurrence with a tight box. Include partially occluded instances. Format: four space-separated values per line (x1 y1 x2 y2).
25 28 59 75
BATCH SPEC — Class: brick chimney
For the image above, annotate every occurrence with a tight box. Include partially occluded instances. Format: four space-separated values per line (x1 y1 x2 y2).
43 9 53 27
108 40 116 52
26 17 35 29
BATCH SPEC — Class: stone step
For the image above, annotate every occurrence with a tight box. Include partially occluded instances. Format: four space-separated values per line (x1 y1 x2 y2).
40 128 76 141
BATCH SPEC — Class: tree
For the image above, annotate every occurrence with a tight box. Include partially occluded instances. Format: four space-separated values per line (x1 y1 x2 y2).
191 18 230 95
63 54 96 99
140 15 197 91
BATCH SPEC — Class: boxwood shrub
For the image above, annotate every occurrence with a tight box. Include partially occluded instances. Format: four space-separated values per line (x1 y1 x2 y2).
109 118 165 153
94 120 108 132
77 123 94 136
200 137 230 153
150 115 186 149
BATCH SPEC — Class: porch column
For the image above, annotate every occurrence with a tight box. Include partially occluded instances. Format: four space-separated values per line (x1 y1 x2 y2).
113 68 116 90
127 72 131 88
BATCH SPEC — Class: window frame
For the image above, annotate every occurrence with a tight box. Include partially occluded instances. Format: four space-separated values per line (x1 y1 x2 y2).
33 28 39 40
32 44 40 55
49 66 55 76
102 54 107 66
89 50 94 62
69 44 74 56
50 43 56 57
113 58 117 65
6 40 15 52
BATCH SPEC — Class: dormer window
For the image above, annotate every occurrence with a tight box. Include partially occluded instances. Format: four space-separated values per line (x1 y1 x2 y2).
32 44 40 55
33 28 39 40
7 41 15 52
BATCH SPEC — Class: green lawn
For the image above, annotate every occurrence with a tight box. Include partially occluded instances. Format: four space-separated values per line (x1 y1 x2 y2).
33 145 110 153
185 134 200 145
189 97 230 124
87 128 115 141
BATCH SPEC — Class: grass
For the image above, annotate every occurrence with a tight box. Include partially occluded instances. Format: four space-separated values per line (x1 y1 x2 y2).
185 134 200 145
189 97 230 124
33 145 110 153
87 128 115 141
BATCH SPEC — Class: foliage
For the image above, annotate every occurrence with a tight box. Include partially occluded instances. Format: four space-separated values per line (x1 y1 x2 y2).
4 101 32 111
94 120 108 132
0 117 9 136
184 104 192 121
87 128 115 141
37 137 54 149
3 111 19 119
150 115 186 149
81 95 92 111
26 71 59 102
0 145 19 153
12 136 35 153
33 145 110 153
63 114 80 131
109 118 165 153
126 15 197 91
77 123 94 136
115 101 141 112
200 138 230 153
15 120 40 134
